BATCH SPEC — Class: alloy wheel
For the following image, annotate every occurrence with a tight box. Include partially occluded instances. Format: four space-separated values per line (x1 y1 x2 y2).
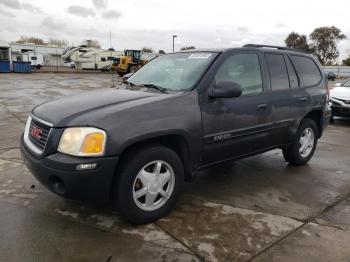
299 127 315 158
132 160 175 211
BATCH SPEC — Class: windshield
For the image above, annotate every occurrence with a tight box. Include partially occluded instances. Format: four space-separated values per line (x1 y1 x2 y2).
127 52 217 91
342 79 350 87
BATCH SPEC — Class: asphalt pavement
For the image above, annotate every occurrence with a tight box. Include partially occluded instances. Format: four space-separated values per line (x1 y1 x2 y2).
0 73 349 261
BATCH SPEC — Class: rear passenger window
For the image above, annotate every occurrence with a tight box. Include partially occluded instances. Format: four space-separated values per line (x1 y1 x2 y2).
215 53 263 95
265 53 289 91
285 56 299 88
292 56 322 86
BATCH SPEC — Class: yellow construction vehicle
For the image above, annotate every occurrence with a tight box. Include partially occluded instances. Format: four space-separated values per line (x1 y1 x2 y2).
116 50 148 76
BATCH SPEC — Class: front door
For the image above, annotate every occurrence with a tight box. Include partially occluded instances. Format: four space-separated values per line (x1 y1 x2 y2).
200 52 271 165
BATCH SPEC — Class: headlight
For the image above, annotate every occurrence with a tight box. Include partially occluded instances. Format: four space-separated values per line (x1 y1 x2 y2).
58 127 106 157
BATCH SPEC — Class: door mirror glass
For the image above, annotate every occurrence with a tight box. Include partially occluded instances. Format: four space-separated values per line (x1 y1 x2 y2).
209 81 242 98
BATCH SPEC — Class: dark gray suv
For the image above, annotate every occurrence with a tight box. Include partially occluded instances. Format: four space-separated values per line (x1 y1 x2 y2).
21 44 331 224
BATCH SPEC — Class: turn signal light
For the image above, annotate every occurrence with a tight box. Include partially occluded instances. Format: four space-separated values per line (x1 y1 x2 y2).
81 133 105 154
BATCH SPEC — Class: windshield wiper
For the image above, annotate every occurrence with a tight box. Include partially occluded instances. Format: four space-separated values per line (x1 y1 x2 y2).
139 84 168 94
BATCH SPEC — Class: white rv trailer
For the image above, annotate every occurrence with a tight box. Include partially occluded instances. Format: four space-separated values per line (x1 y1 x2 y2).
62 46 122 70
20 51 44 69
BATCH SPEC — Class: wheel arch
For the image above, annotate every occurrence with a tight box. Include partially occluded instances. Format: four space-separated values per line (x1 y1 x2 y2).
303 110 324 138
114 132 194 185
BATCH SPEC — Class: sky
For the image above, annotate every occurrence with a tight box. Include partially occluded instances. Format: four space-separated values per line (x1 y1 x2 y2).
0 0 349 60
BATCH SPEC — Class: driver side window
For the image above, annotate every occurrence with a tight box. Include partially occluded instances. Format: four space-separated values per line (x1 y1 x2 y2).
215 53 263 95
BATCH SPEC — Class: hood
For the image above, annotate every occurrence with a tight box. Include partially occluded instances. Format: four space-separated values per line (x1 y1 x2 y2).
32 88 170 127
330 87 350 100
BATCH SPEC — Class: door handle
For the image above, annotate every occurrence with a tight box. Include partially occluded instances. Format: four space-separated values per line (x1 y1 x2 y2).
298 97 308 102
257 104 268 110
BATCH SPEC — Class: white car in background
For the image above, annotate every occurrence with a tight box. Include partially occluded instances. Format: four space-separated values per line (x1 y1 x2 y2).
330 78 350 121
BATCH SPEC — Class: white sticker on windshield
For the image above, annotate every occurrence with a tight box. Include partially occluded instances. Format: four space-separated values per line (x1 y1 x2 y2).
188 53 212 59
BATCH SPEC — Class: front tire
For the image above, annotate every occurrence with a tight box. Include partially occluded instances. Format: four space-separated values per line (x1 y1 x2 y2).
129 65 137 74
113 145 184 224
282 118 318 166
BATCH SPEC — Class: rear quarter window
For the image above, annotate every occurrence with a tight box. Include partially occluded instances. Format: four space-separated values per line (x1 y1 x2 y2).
292 56 322 86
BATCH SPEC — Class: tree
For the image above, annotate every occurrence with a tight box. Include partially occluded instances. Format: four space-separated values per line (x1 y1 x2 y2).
15 36 45 45
285 32 310 52
142 47 154 53
48 38 68 47
309 26 346 65
158 50 166 54
180 46 196 50
84 39 101 48
343 56 350 66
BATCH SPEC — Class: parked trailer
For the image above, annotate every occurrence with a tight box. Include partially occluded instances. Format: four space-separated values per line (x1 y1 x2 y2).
20 52 44 69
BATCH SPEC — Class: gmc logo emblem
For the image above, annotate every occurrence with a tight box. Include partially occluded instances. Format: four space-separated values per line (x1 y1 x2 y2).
31 127 42 138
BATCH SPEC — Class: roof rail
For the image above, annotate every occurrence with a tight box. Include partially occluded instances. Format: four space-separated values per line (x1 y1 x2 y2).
243 44 307 53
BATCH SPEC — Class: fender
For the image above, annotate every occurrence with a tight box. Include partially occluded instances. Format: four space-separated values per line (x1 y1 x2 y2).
113 129 193 155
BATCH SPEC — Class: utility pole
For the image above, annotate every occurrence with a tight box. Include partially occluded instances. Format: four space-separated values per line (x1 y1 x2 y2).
172 35 177 53
109 30 117 88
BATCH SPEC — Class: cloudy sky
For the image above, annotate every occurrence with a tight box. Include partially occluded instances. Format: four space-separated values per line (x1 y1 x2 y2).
0 0 349 59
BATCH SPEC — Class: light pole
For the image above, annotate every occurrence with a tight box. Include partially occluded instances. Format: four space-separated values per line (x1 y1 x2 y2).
172 35 177 53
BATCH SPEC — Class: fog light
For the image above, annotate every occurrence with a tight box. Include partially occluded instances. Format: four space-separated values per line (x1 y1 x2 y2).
76 163 97 171
49 177 66 195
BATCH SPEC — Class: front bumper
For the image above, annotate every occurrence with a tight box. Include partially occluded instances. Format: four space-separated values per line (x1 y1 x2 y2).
21 137 119 202
331 105 350 117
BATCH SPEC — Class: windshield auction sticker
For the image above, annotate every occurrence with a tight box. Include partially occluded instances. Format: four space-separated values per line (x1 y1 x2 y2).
188 53 212 59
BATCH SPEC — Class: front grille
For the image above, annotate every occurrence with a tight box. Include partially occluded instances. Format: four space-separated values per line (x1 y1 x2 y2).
334 98 350 105
28 118 51 151
340 99 350 105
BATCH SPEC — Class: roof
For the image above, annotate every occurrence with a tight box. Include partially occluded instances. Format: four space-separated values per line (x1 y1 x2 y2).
0 40 10 48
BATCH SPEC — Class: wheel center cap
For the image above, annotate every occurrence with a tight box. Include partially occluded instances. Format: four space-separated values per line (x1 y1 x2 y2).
148 178 162 193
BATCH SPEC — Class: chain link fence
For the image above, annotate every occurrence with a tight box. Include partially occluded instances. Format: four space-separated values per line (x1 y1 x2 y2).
323 66 350 78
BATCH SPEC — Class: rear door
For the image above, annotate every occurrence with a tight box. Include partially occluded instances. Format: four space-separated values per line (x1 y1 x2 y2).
266 53 311 146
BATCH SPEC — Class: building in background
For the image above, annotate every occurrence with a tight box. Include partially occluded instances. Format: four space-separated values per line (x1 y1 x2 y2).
9 42 67 67
0 40 10 60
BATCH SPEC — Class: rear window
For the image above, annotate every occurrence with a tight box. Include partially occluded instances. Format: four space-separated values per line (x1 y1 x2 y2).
292 56 322 86
265 53 289 91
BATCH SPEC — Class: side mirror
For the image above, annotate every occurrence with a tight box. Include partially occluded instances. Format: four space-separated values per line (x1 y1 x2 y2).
208 81 242 99
334 83 341 87
122 72 134 83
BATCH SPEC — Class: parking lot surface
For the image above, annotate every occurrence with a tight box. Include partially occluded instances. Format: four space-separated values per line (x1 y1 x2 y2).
0 73 350 261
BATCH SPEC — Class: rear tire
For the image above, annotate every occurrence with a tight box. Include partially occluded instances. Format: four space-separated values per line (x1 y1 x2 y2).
113 144 184 224
282 118 318 166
